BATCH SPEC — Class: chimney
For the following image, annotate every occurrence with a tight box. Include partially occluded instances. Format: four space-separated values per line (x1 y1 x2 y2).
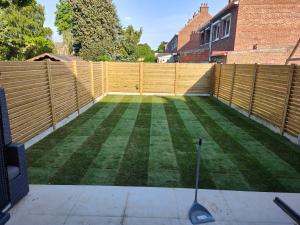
199 3 209 14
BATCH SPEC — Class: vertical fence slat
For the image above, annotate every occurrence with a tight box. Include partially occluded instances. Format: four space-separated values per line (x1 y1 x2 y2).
105 62 109 93
248 63 258 117
73 61 80 113
139 62 144 95
281 64 296 134
101 61 104 96
174 63 179 95
229 63 236 106
217 64 222 99
90 61 95 101
46 60 56 127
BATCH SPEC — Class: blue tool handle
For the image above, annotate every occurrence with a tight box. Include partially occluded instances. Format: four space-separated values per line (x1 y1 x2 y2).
195 138 202 202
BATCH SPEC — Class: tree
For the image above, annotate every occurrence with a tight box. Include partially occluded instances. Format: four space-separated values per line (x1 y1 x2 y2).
136 43 153 59
117 25 142 61
0 0 33 9
0 0 54 60
55 0 73 54
157 41 167 53
70 0 121 61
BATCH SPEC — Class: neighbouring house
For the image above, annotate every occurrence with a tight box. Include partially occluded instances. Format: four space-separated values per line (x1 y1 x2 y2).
170 0 300 64
28 53 82 62
165 34 178 53
176 3 212 63
155 53 176 63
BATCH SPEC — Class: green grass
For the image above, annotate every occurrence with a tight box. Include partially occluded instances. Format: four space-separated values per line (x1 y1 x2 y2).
27 95 300 192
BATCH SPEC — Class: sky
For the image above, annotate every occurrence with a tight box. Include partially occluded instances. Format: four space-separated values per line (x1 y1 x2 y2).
37 0 228 50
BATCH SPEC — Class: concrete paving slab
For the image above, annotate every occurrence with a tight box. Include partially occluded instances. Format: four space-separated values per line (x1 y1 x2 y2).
126 187 179 218
69 186 128 217
64 216 122 225
6 185 300 225
222 190 300 224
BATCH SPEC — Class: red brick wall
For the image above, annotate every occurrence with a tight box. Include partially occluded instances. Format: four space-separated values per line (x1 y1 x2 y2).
178 4 212 52
234 0 300 51
226 48 296 64
211 6 238 52
179 50 210 63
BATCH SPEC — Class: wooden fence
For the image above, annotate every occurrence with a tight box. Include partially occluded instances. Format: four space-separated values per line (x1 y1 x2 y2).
0 61 212 144
213 64 300 141
107 62 213 95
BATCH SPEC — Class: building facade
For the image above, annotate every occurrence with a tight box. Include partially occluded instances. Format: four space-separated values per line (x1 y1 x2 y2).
168 0 300 64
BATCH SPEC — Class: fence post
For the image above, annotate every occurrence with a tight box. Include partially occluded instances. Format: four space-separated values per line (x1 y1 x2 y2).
217 64 222 99
139 62 144 95
229 63 236 106
280 64 296 135
248 63 258 117
174 63 179 95
90 61 95 101
73 61 80 113
101 61 105 96
46 60 56 128
105 61 109 94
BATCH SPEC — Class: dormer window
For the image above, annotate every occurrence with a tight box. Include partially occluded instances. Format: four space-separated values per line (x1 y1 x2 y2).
212 21 221 41
222 14 232 38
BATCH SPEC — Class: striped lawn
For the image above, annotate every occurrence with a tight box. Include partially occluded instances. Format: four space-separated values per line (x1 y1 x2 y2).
27 95 300 192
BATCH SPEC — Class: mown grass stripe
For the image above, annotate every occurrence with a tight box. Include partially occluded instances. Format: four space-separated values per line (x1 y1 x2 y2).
29 96 123 169
163 97 215 188
114 96 152 186
47 96 132 184
193 97 300 177
27 95 123 166
185 96 287 192
192 97 300 192
204 97 300 173
81 96 142 185
171 97 250 190
147 96 181 187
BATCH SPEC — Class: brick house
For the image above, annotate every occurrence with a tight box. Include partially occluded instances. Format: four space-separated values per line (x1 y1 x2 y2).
165 34 178 53
170 0 300 64
176 3 212 62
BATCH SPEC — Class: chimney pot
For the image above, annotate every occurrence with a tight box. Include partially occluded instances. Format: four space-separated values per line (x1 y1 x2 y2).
200 3 209 14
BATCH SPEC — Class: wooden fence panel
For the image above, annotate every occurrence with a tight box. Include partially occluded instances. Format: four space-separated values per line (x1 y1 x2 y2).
0 62 52 143
93 62 103 98
177 64 212 94
252 65 290 127
213 64 221 96
218 64 234 102
50 62 77 122
143 63 175 93
231 64 255 111
107 62 140 93
285 65 300 136
77 61 93 107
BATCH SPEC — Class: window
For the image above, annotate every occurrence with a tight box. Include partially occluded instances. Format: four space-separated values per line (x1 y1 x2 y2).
200 31 205 45
205 29 210 43
212 22 220 41
222 14 231 38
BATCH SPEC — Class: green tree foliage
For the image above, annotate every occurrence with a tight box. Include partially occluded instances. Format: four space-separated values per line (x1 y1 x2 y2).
0 0 54 60
136 43 153 59
117 25 142 61
55 0 73 54
157 41 167 53
71 0 121 61
0 0 33 8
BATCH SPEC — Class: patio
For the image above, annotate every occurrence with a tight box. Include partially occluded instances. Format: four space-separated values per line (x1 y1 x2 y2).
27 95 300 192
7 185 300 225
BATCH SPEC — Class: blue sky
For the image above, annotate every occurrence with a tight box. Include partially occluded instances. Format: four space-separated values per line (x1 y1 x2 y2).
37 0 228 50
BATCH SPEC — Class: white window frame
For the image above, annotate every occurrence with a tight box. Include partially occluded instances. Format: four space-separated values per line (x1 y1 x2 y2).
212 20 221 42
200 30 205 46
221 13 232 38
